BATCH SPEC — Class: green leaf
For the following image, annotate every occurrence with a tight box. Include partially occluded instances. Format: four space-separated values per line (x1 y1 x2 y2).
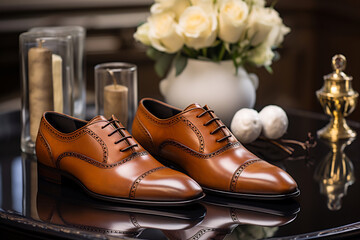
265 65 273 74
154 54 175 78
182 46 199 58
174 53 188 76
271 0 279 8
146 47 163 61
211 40 221 47
232 54 239 75
201 48 208 58
218 43 226 61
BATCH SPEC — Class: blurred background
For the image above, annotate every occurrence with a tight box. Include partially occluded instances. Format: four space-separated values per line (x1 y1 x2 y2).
0 0 359 120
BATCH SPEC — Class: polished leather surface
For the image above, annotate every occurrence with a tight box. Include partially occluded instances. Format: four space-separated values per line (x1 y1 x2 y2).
37 179 206 238
3 109 360 239
36 178 296 240
35 112 203 203
163 197 297 240
132 98 298 196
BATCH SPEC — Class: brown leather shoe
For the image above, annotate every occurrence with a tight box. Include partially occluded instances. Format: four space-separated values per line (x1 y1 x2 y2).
132 98 300 200
163 197 298 240
37 179 206 238
36 112 204 206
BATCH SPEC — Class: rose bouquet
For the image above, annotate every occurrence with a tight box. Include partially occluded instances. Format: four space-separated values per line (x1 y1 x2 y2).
134 0 290 77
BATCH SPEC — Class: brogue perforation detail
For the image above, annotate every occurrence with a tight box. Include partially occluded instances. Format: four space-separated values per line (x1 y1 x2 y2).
179 116 205 153
187 228 230 240
129 166 167 199
230 208 239 223
130 214 140 228
56 151 148 169
230 159 262 192
159 141 241 159
140 107 180 126
42 120 86 142
134 115 155 149
70 224 137 235
38 131 53 164
83 128 108 163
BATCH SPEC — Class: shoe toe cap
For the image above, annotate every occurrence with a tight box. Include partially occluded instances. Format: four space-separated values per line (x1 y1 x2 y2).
235 160 298 195
133 167 203 202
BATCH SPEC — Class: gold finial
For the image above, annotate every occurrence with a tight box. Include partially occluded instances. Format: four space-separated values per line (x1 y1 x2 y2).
316 54 358 141
332 54 346 74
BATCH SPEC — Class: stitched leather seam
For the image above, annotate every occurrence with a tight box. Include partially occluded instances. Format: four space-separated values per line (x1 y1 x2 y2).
42 120 108 163
159 141 240 159
139 106 180 126
83 128 108 163
69 224 137 235
38 131 54 166
230 159 262 192
179 116 205 153
130 214 140 228
230 208 239 223
56 151 148 169
129 166 167 199
187 228 230 240
42 120 86 142
134 115 155 150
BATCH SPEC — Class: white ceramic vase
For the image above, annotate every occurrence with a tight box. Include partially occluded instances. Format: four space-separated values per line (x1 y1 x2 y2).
160 59 258 126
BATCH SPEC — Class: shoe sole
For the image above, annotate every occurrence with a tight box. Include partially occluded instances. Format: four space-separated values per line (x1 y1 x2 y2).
156 155 300 200
38 162 205 206
202 186 300 200
203 193 300 216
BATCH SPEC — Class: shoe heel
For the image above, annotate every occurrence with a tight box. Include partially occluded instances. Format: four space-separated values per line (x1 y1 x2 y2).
38 163 62 184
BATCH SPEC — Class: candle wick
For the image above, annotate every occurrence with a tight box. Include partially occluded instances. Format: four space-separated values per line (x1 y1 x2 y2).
38 39 45 48
107 69 118 89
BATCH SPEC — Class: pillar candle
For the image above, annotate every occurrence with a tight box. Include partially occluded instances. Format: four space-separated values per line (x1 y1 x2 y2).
28 43 53 142
52 54 63 113
104 84 128 126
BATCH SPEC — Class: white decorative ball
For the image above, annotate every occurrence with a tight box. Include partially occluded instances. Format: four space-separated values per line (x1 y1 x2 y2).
259 105 288 139
230 108 262 144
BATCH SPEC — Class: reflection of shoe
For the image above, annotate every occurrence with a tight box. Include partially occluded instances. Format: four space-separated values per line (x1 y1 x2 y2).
36 112 204 206
164 195 298 240
37 179 206 238
132 98 299 200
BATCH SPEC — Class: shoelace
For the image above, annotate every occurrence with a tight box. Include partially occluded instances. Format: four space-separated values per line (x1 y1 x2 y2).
101 119 138 152
196 109 231 142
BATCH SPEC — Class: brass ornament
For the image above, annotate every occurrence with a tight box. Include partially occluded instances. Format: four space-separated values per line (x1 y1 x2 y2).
314 138 355 211
316 54 358 141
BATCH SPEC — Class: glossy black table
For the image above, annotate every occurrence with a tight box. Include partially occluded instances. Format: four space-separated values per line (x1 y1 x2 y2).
1 109 360 240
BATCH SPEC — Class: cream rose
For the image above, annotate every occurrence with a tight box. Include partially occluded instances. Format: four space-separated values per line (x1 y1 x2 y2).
247 43 274 66
148 12 184 53
246 6 290 47
177 6 217 49
190 0 216 12
151 0 189 18
251 0 266 7
218 0 249 43
134 22 151 46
